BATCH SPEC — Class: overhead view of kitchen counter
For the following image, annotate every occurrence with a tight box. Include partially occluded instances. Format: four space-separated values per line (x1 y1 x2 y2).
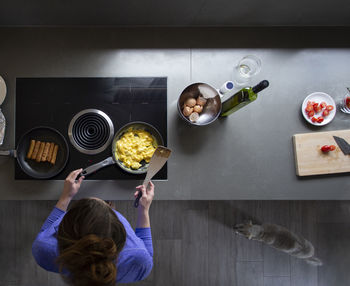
1 27 350 200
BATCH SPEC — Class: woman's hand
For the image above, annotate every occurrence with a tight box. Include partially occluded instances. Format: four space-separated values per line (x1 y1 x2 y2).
56 169 84 211
135 181 154 228
134 181 154 212
62 169 84 199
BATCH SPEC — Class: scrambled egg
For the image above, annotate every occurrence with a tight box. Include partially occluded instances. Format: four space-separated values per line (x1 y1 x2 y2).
115 129 157 169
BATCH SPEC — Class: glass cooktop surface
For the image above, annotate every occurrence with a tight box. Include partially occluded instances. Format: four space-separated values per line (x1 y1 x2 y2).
15 77 167 180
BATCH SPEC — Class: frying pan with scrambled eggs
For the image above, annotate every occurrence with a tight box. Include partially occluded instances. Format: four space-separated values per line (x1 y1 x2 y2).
81 121 163 176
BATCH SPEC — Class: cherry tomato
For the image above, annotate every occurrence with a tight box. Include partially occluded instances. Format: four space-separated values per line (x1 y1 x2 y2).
322 109 329 117
321 145 331 152
316 106 322 113
306 105 313 112
329 145 336 151
311 117 318 123
346 97 350 108
326 105 334 111
308 101 315 106
320 102 327 108
317 116 324 123
308 110 315 117
313 103 319 111
321 145 336 152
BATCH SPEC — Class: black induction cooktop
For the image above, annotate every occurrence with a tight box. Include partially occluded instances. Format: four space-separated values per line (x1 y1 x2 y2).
15 77 167 180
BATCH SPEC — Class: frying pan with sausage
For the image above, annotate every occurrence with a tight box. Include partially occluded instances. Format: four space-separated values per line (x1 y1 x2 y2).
0 126 69 179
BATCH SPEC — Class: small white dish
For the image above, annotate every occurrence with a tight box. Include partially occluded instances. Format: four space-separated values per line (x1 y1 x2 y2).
301 92 336 126
0 76 7 105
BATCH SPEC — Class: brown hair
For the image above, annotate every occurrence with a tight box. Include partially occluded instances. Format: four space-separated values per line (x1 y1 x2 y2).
57 198 126 286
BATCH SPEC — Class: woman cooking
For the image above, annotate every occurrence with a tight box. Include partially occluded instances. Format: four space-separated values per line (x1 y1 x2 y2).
32 168 154 285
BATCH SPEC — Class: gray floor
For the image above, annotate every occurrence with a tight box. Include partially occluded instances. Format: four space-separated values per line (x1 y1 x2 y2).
0 201 349 286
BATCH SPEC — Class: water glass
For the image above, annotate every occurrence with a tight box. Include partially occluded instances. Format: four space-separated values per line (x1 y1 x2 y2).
232 55 262 87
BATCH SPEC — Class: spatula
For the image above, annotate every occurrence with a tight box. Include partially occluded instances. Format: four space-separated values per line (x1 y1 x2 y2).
134 146 172 208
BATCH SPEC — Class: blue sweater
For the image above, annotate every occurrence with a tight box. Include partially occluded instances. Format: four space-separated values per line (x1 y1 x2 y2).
32 207 153 283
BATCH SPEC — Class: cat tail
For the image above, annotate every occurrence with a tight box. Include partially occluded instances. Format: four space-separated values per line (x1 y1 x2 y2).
305 256 323 266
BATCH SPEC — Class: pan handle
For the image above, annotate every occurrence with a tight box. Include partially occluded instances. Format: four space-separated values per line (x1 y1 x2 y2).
81 157 115 177
0 150 16 157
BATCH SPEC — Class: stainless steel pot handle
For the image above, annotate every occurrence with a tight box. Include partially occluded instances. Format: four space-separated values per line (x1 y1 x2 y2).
81 157 115 177
0 150 16 157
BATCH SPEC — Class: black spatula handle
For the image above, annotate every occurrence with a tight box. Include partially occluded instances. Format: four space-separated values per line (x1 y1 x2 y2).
134 191 143 208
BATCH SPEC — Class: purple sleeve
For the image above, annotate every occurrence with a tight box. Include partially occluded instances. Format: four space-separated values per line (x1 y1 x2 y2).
135 228 153 257
32 207 65 272
119 254 153 283
40 207 66 232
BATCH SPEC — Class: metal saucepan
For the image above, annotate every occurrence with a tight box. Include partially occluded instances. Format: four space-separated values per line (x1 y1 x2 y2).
0 126 69 179
177 81 235 126
81 121 164 176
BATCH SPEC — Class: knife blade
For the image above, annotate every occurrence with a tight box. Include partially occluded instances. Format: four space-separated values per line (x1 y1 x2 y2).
333 136 350 155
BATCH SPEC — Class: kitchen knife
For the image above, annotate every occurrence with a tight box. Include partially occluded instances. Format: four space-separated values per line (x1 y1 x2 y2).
333 136 350 155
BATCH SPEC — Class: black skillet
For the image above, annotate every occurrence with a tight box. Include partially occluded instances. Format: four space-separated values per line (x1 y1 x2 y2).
0 126 69 179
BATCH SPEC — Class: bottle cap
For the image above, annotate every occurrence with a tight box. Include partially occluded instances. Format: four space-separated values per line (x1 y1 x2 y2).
219 81 235 95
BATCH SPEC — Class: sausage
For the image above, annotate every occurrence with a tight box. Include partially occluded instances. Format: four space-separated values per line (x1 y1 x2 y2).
31 141 41 160
50 145 59 165
26 140 35 159
47 142 55 162
41 142 51 162
36 142 46 162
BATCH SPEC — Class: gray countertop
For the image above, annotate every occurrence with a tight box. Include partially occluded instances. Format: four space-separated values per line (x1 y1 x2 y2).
1 27 350 200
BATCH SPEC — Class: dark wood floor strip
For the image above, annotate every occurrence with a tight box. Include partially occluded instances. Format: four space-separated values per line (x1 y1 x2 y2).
0 201 349 286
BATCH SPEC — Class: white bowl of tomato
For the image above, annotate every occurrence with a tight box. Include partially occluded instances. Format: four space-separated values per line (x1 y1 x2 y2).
302 92 336 126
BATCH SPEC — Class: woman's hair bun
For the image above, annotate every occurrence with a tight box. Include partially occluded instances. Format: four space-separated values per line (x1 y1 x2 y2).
57 198 127 286
58 234 118 286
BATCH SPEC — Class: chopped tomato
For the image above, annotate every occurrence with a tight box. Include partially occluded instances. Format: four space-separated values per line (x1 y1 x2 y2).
329 145 336 151
346 97 350 108
305 99 333 123
326 105 334 111
306 105 313 112
322 109 329 117
317 116 324 123
321 145 331 152
308 110 315 117
321 145 336 152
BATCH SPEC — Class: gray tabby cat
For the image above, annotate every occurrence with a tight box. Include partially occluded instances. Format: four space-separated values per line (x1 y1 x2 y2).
233 221 322 266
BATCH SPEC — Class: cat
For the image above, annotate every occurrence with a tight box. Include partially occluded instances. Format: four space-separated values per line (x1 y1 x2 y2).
233 221 322 266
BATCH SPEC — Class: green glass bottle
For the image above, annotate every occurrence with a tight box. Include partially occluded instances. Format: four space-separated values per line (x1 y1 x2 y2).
220 80 269 117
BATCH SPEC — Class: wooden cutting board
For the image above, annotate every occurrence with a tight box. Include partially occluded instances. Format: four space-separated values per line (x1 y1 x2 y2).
293 129 350 176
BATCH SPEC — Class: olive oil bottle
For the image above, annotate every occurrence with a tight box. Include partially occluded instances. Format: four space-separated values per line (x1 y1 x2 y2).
220 80 269 117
